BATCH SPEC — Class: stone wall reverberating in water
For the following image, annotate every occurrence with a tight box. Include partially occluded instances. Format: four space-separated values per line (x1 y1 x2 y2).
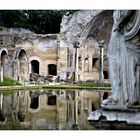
0 90 111 130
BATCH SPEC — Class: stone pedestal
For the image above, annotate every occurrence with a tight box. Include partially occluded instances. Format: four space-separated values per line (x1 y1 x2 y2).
88 105 140 130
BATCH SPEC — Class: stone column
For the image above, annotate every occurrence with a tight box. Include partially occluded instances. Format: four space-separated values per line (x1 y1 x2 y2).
75 48 79 81
81 58 85 81
0 94 3 109
73 41 80 82
0 65 3 82
101 47 104 81
98 40 104 82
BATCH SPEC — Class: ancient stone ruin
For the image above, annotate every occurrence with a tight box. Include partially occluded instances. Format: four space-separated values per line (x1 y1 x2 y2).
0 10 113 84
88 10 140 129
0 10 140 129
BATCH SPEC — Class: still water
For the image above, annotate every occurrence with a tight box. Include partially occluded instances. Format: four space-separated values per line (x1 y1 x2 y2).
0 89 111 130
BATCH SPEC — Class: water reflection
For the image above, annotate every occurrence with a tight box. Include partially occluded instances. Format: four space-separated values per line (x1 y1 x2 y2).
0 89 111 130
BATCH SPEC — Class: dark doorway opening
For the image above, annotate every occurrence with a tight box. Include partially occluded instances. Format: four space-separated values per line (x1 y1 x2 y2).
92 58 98 67
0 110 5 122
103 92 108 100
48 64 57 75
31 60 39 74
92 103 96 111
30 96 39 109
103 71 108 79
18 111 25 122
1 50 7 65
47 95 56 105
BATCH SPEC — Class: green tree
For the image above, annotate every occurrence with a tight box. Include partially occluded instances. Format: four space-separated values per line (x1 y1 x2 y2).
0 10 78 34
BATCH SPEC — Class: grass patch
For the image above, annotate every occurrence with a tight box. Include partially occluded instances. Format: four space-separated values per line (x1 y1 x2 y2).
76 82 111 87
0 77 22 86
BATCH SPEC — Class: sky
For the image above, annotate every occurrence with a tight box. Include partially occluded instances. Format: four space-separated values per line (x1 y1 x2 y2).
0 0 139 9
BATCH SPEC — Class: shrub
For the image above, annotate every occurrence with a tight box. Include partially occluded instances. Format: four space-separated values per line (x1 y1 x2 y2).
0 77 22 86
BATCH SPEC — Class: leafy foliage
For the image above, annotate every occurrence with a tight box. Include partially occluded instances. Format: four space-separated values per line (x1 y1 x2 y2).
0 10 77 34
0 77 22 86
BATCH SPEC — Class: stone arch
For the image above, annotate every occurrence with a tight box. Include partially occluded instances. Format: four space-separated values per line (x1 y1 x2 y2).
79 11 113 48
16 48 28 82
92 57 99 68
29 56 43 75
0 48 8 64
84 57 89 72
0 48 8 81
48 64 57 76
31 60 39 74
78 11 113 81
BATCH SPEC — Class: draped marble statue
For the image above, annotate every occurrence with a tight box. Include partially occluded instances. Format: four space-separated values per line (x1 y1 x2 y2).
103 10 140 107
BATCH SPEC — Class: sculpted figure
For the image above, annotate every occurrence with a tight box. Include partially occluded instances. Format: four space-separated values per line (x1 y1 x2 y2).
102 10 140 108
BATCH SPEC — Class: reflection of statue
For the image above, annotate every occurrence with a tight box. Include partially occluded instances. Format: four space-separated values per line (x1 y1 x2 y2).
103 10 140 108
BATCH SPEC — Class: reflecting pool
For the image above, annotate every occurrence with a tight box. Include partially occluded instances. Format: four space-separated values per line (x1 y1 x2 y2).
0 89 111 130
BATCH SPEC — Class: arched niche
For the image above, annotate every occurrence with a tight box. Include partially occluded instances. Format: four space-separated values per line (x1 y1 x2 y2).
30 94 39 109
31 60 40 74
0 48 8 80
47 95 56 105
17 49 28 82
78 54 82 71
84 58 89 72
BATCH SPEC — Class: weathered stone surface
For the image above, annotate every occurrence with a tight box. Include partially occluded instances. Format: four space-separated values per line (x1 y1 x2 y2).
88 109 140 125
108 10 140 106
0 28 59 81
0 11 113 83
60 10 102 48
88 10 140 129
59 10 113 82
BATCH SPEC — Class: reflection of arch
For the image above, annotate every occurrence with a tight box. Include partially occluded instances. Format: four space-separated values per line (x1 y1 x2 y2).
30 95 39 109
47 95 56 105
31 60 39 74
18 110 25 122
0 110 5 122
103 92 109 100
84 58 89 72
48 64 57 76
92 103 96 111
